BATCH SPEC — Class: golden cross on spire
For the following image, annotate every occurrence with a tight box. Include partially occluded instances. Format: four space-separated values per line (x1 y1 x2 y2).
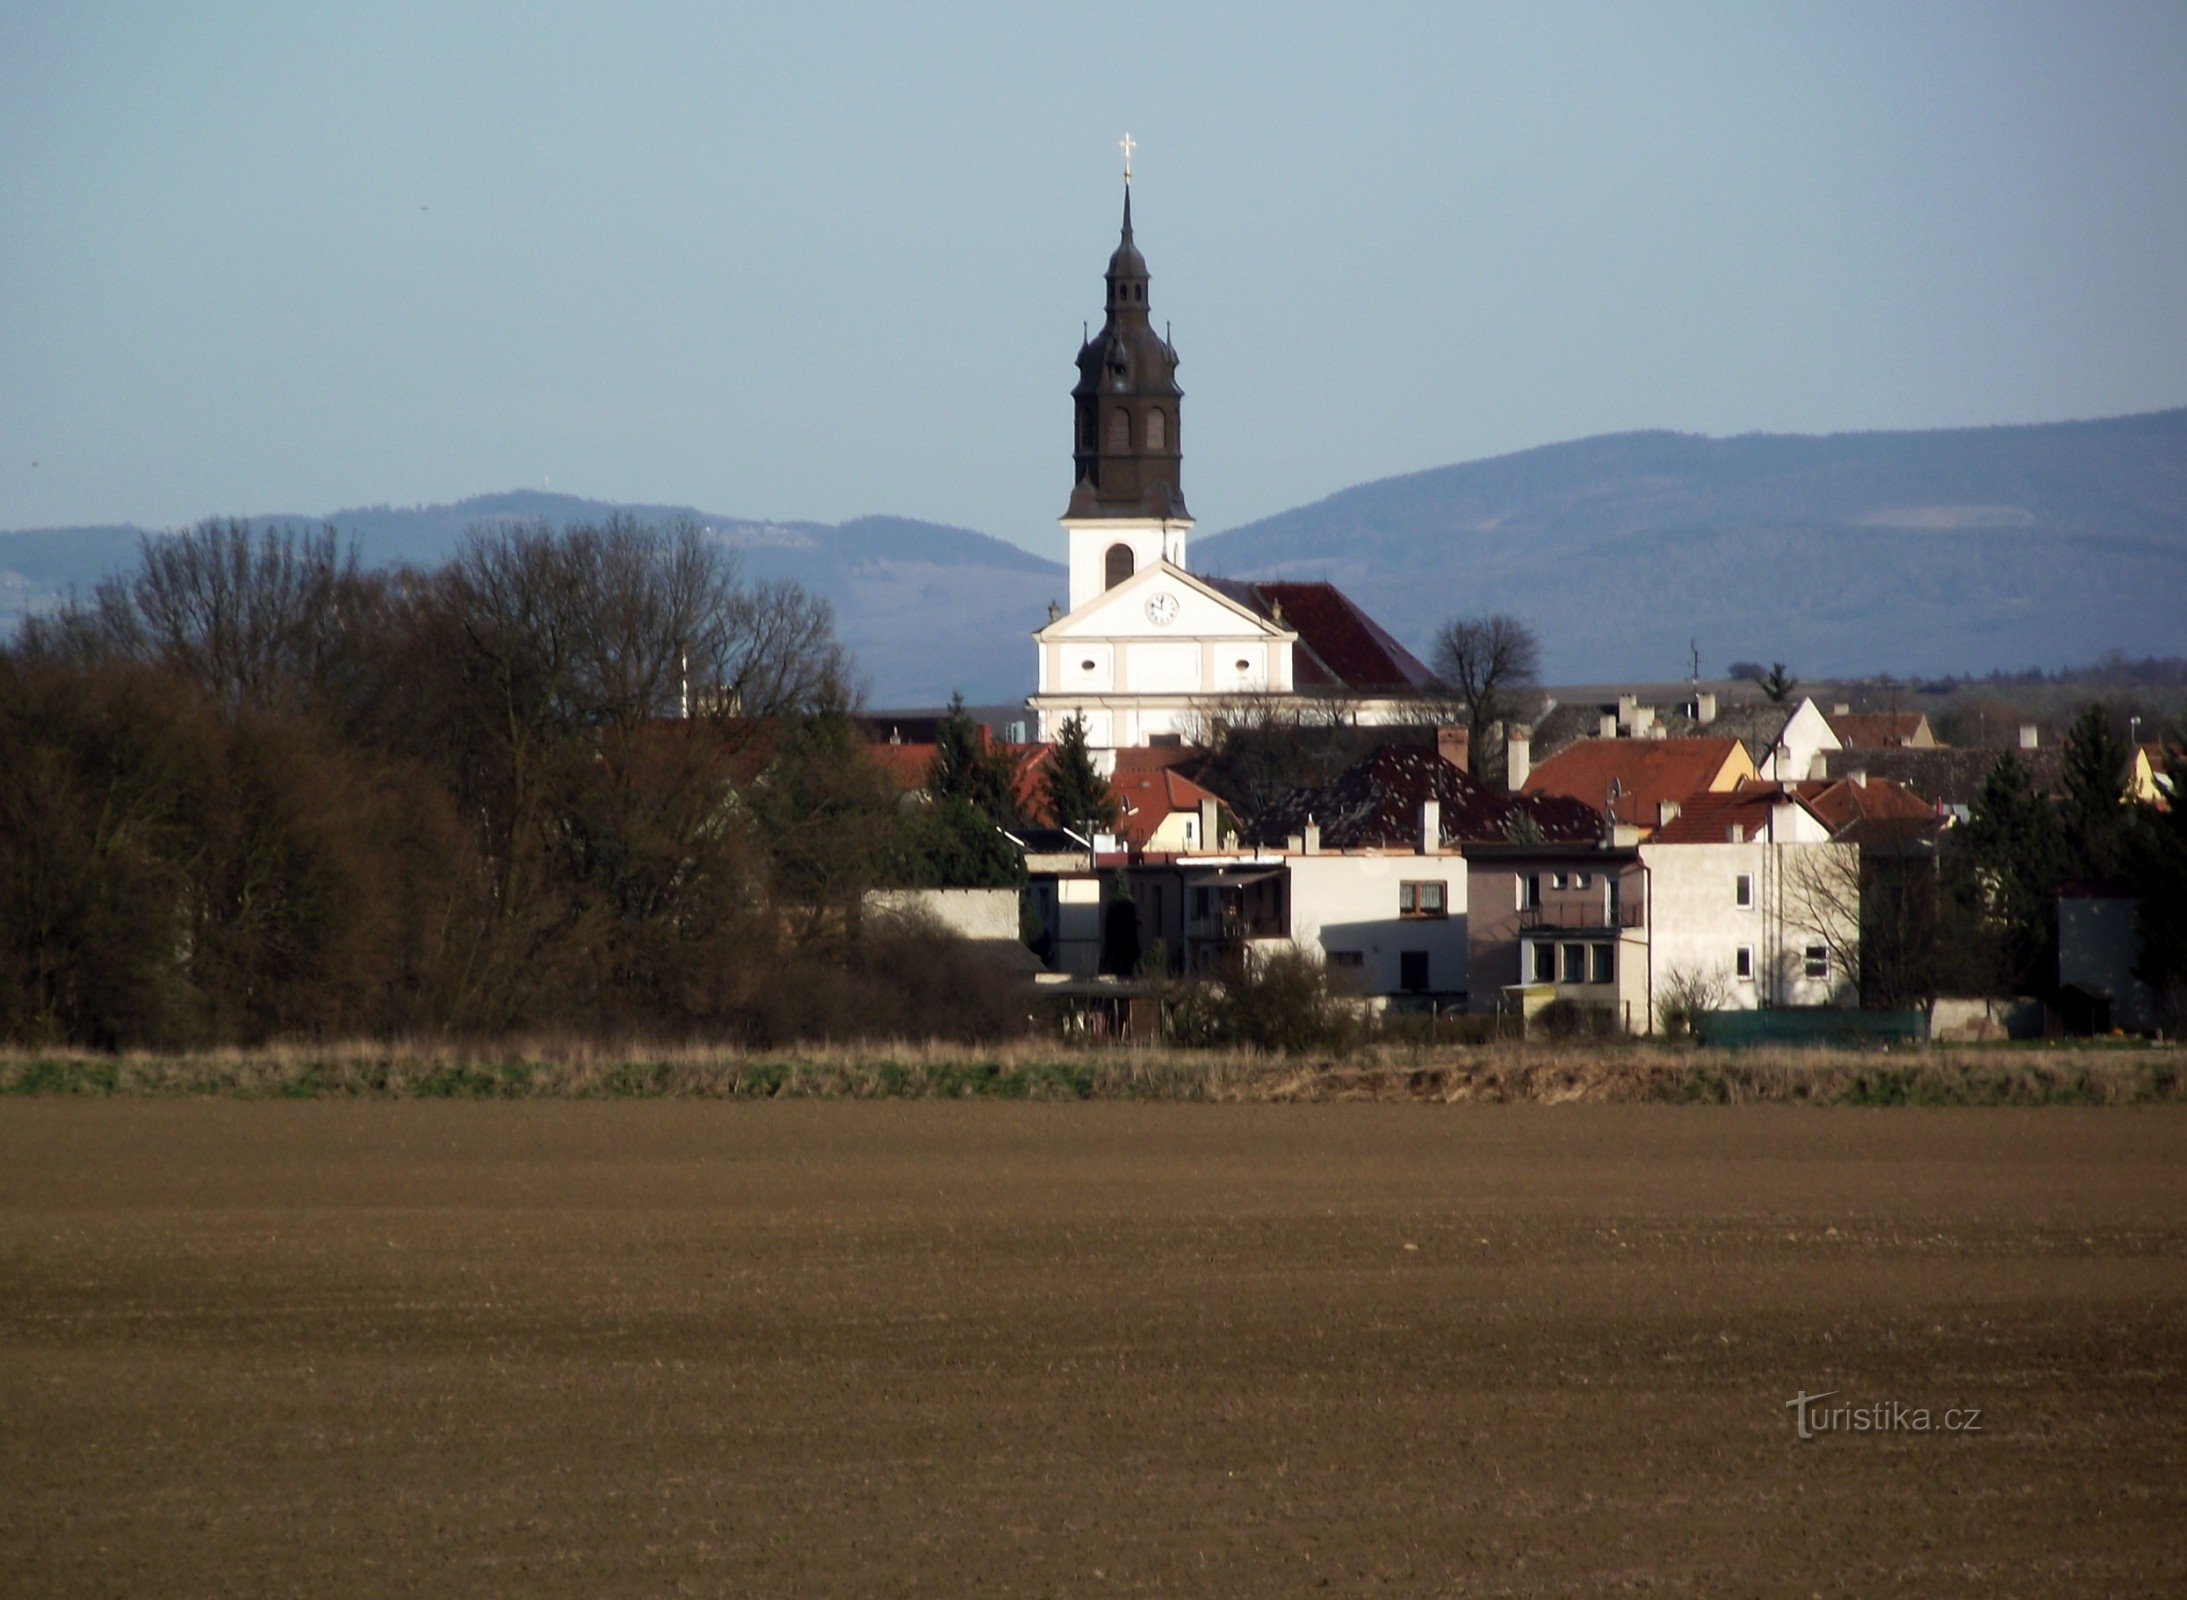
1119 132 1136 185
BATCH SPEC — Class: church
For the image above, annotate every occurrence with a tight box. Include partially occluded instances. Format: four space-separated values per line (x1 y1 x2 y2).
1026 161 1436 757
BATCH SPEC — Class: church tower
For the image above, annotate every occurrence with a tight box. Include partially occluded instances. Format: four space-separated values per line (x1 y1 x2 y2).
1061 170 1192 612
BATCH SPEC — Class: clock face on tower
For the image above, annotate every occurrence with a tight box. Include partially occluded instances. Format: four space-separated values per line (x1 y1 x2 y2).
1144 591 1179 626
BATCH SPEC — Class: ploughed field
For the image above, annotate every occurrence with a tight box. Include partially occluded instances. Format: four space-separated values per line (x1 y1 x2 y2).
2 1104 2181 1597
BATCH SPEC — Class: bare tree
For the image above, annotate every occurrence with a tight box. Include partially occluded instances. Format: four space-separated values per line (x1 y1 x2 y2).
20 520 379 718
1430 614 1540 781
1777 842 1863 1006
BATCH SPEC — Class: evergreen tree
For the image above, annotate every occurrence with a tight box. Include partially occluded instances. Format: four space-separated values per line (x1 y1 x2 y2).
1044 715 1118 838
929 692 1023 828
2059 702 2131 880
1758 662 1799 704
1961 751 2068 994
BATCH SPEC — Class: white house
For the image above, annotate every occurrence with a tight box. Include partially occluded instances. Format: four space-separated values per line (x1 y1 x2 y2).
1641 788 1860 1018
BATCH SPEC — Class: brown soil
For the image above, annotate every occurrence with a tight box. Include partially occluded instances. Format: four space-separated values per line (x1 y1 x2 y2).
2 1104 2181 1597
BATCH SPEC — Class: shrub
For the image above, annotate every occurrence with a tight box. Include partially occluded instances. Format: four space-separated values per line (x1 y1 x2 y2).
1168 948 1357 1055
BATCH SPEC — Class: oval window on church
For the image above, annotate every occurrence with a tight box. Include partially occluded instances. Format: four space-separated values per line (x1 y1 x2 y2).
1107 407 1131 453
1146 409 1165 450
1104 544 1134 590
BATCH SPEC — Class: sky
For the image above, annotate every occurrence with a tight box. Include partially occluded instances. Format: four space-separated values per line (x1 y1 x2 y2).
4 1 2185 553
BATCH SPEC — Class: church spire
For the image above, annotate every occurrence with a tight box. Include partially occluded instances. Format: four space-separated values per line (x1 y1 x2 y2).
1068 172 1185 520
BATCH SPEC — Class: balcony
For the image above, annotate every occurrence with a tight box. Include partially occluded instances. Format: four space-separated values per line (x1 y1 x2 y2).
1519 903 1645 932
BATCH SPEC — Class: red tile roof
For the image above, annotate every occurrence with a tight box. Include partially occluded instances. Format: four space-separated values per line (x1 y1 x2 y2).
1782 776 1938 831
1202 580 1435 693
1109 766 1219 850
1648 786 1826 844
1522 738 1748 830
1825 711 1931 750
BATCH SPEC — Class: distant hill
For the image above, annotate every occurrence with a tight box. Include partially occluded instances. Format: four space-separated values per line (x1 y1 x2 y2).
6 409 2184 701
1194 408 2187 683
0 493 1065 704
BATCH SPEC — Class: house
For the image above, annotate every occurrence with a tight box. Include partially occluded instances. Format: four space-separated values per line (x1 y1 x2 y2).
1250 739 1603 853
2057 886 2162 1034
1110 764 1224 854
1113 738 1602 1005
1120 838 1477 1005
1463 783 1860 1031
1465 842 1650 1030
1816 745 2063 820
1642 787 1859 1017
1825 708 1937 750
2132 744 2173 809
1530 693 1842 782
1025 181 1434 754
1522 737 1754 837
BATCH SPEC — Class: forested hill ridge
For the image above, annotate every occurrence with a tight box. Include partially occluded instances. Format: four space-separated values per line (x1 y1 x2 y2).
5 408 2184 700
1197 407 2187 684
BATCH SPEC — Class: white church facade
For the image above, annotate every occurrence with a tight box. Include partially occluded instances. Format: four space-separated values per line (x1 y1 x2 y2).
1027 174 1436 753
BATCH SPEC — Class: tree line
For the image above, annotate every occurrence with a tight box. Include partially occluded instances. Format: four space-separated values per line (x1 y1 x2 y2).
0 519 1036 1049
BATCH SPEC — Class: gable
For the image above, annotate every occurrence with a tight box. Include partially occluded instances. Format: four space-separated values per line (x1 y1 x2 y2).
1041 561 1288 642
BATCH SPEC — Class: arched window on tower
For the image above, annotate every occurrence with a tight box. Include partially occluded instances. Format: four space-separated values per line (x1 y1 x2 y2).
1146 409 1166 450
1104 544 1135 590
1107 407 1131 453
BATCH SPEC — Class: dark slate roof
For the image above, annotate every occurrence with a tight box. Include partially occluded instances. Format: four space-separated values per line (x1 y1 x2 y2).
1655 702 1795 766
1246 743 1603 850
1202 580 1435 694
1817 746 2064 808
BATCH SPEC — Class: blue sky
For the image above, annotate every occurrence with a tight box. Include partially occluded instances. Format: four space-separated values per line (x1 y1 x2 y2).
3 2 2183 551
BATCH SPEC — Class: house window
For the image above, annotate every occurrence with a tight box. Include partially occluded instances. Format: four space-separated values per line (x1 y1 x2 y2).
1104 544 1135 590
1735 946 1754 981
1399 880 1447 918
1574 872 1592 891
1561 943 1587 984
1530 943 1555 983
1400 950 1429 992
1589 944 1615 984
1521 874 1541 910
1804 945 1830 980
1192 888 1211 920
1551 872 1569 890
1735 873 1754 908
1328 950 1364 970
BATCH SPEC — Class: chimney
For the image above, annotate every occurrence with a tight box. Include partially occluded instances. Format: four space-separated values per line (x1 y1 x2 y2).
1833 702 1852 716
2019 723 2039 750
1303 819 1321 855
1632 703 1657 738
1599 711 1619 740
1505 728 1532 791
1617 694 1640 734
1658 799 1682 826
1286 833 1305 855
1197 796 1218 851
1696 692 1717 725
1437 725 1470 772
1849 768 1867 787
1419 798 1441 855
1727 823 1744 843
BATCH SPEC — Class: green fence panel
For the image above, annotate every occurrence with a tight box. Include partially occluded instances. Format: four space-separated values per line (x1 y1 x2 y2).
1696 1008 1929 1049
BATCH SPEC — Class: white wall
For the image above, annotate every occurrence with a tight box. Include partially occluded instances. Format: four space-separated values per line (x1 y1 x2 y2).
864 888 1021 942
1285 854 1470 1000
1641 839 1859 1025
1064 517 1189 612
